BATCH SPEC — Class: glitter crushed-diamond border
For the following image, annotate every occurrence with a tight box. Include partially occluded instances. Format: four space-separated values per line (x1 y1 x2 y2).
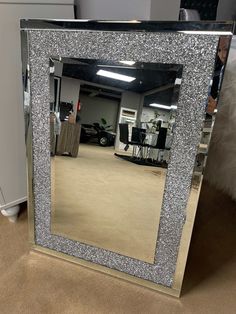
26 29 219 287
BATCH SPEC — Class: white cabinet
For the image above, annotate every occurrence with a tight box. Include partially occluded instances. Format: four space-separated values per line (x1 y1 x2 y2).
0 2 74 221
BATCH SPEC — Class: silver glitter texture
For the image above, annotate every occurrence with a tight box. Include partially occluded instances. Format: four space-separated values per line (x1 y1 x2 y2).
27 29 219 287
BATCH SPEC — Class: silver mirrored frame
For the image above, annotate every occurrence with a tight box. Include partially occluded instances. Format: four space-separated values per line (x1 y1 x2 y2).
21 20 234 296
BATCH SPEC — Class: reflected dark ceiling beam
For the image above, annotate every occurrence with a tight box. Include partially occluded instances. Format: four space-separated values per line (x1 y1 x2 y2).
61 58 89 66
78 79 124 93
80 87 121 99
143 83 175 96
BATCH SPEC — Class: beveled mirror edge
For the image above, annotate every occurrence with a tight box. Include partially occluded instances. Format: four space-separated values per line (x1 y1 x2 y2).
21 20 234 297
27 175 202 297
30 246 181 297
22 29 35 247
172 178 203 293
20 19 235 34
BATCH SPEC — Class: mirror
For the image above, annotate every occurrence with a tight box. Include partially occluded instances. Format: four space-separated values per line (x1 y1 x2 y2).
21 19 234 295
50 58 182 263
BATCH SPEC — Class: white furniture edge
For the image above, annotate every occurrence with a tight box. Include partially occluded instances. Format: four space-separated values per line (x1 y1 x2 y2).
0 196 27 222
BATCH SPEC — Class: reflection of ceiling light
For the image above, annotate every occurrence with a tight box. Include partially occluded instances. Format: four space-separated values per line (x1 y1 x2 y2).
53 19 89 22
149 103 177 110
179 31 233 35
97 20 141 23
130 20 141 23
97 69 136 82
175 78 182 85
120 61 135 65
49 66 54 74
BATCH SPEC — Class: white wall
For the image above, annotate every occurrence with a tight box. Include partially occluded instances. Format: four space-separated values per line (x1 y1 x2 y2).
79 94 120 131
75 0 180 20
0 3 74 211
217 0 236 19
150 0 181 20
76 0 151 20
60 77 81 113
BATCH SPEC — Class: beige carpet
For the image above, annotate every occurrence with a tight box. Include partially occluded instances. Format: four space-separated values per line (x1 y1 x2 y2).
0 182 236 313
51 144 166 263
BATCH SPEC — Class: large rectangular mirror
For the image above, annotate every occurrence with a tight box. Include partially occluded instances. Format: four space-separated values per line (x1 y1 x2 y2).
50 58 182 263
21 19 234 297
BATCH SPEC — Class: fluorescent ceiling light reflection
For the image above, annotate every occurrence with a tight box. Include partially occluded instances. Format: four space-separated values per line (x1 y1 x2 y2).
48 19 89 22
120 61 135 65
49 66 54 74
97 20 141 23
175 78 182 85
130 20 141 23
97 69 136 82
149 103 177 110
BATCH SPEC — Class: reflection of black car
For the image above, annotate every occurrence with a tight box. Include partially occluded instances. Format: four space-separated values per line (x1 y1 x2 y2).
80 123 116 147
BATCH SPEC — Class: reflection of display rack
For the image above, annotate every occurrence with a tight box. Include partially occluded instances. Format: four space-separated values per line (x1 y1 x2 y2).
193 115 215 178
118 107 137 152
121 108 137 119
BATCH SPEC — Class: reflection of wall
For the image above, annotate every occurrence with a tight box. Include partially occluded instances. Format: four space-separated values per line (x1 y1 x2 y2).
205 36 236 200
217 0 236 19
60 77 80 113
115 91 143 150
50 61 63 104
50 76 54 103
120 91 142 111
141 107 170 124
79 94 120 131
54 60 63 77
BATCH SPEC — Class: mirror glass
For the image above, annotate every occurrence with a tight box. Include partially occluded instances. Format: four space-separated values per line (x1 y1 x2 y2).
192 36 231 188
50 58 183 263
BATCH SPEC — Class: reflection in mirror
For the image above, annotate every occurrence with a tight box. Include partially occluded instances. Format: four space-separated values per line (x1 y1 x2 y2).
192 35 231 188
50 58 182 263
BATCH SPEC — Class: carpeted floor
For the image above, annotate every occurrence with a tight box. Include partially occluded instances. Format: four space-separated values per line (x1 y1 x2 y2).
51 144 166 263
0 182 236 313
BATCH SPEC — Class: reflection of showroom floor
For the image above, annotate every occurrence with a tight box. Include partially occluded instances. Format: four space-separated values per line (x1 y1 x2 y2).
51 143 167 263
